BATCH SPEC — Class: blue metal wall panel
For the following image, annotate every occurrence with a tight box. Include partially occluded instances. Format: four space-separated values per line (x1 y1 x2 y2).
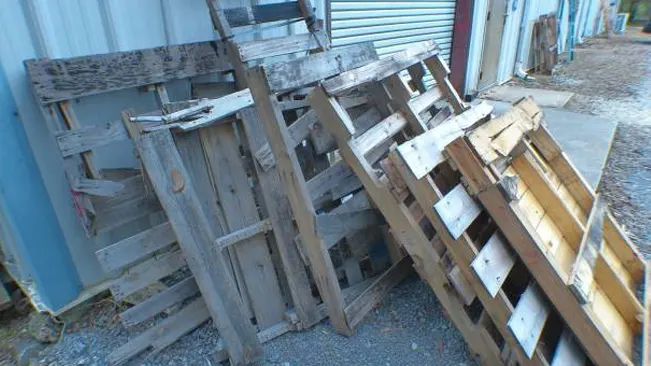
0 59 82 312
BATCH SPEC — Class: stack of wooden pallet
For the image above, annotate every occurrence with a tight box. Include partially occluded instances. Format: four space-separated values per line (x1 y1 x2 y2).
24 2 650 365
533 13 558 73
296 39 651 365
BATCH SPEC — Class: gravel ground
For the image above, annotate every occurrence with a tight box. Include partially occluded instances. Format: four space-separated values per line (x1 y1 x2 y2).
0 276 477 366
1 29 650 366
510 29 651 257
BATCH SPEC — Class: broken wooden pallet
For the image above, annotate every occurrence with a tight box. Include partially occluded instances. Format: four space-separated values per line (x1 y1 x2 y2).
441 105 650 366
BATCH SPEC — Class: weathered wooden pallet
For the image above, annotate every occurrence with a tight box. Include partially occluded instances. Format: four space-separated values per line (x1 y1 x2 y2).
441 105 650 366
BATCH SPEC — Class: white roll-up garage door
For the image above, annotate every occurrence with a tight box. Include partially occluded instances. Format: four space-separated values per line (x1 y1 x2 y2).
330 0 457 87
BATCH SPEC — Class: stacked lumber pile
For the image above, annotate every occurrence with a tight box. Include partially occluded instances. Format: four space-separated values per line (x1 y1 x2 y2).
24 1 650 365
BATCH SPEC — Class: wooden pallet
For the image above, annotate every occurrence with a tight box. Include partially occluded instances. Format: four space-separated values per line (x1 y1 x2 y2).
304 38 650 365
441 106 650 366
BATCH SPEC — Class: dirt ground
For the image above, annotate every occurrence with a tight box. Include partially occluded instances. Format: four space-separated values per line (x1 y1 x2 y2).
0 29 650 366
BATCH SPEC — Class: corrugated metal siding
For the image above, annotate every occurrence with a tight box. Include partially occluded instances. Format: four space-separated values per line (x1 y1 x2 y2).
330 0 457 87
0 0 298 301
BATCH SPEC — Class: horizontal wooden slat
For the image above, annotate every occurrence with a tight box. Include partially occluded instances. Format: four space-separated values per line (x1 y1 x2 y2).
322 40 440 95
119 277 199 327
353 112 408 157
409 86 444 115
307 160 361 206
224 2 303 28
471 232 516 298
434 184 482 240
56 120 129 156
144 90 254 132
26 41 231 104
396 104 492 180
215 219 273 250
109 249 186 301
108 299 209 366
260 42 378 92
73 177 125 197
507 284 550 358
238 31 328 62
96 221 176 273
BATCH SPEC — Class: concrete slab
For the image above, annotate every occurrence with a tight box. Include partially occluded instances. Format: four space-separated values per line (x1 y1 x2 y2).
482 100 617 190
481 85 575 108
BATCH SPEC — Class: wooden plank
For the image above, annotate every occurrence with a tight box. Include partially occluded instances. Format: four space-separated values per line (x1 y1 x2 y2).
73 177 125 197
200 123 285 329
604 213 646 283
108 299 210 366
109 249 186 301
119 277 199 327
136 130 262 364
259 43 377 93
551 329 586 366
322 40 440 95
237 30 328 61
569 195 606 304
423 54 467 114
96 221 175 273
238 108 320 328
223 2 303 28
353 112 408 157
344 256 413 328
396 103 492 179
448 265 477 306
307 160 358 204
144 89 254 132
311 106 382 156
434 184 482 240
507 284 550 358
409 86 444 115
316 210 383 249
56 120 129 156
26 41 231 104
471 232 517 298
215 219 273 250
248 67 351 335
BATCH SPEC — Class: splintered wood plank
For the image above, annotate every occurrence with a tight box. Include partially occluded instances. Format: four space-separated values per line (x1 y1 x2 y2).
507 284 550 358
434 184 482 240
223 2 303 27
550 330 586 366
26 41 231 104
56 120 129 156
569 195 606 304
200 123 285 329
344 256 413 328
109 249 186 301
136 130 262 364
96 221 176 273
353 112 408 156
108 299 210 366
237 31 328 61
322 40 440 95
119 277 199 327
260 43 377 93
471 232 516 298
396 104 492 179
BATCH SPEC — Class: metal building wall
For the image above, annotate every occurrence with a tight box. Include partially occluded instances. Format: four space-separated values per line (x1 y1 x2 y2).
329 0 457 87
0 0 298 311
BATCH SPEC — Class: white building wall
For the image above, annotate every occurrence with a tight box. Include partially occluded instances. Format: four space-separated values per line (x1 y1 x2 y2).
0 0 301 290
